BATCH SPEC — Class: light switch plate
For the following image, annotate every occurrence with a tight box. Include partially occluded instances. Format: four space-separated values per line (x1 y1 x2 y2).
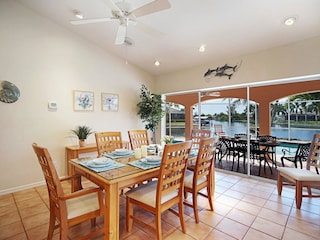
48 101 57 109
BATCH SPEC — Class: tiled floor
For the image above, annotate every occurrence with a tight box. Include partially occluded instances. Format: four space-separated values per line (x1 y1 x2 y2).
1 169 320 240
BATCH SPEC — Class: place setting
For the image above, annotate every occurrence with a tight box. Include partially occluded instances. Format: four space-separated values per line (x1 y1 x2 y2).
102 148 134 159
128 155 162 170
79 157 126 172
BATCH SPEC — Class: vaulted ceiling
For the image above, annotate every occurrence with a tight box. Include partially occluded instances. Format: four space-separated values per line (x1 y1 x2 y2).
17 0 320 75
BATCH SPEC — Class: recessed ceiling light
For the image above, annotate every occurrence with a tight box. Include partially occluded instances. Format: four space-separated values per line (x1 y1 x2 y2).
74 10 84 19
199 44 206 52
154 60 160 66
284 16 296 26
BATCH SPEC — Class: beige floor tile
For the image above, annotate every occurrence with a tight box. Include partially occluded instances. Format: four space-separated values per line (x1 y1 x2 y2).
3 170 320 240
263 198 293 215
0 203 17 216
235 201 262 215
21 211 49 230
242 194 267 207
216 217 249 239
13 188 39 202
164 228 196 240
223 189 246 200
243 228 278 240
203 229 237 240
216 194 240 208
198 211 223 228
0 221 25 239
257 208 288 226
251 217 285 239
183 218 213 240
282 228 320 240
0 210 21 227
226 208 256 226
212 201 232 216
286 216 320 239
0 194 15 207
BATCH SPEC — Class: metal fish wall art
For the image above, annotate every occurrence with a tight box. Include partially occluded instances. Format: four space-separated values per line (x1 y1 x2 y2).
204 61 242 80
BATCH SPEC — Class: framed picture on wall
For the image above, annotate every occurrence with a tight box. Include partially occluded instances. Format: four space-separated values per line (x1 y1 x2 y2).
73 90 94 111
101 93 119 111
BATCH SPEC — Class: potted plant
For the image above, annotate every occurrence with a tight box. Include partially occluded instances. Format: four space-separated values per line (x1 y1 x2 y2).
71 125 94 147
137 84 165 143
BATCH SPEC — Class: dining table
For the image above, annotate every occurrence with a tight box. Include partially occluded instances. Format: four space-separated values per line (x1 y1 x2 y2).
69 147 197 240
70 150 162 240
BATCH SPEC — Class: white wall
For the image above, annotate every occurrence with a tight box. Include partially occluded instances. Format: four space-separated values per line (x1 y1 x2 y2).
155 36 320 94
0 1 155 193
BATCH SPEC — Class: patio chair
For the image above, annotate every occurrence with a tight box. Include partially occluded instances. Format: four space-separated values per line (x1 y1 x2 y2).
125 141 192 240
257 135 277 168
277 133 320 209
32 143 104 240
213 124 225 136
281 142 311 169
184 138 216 223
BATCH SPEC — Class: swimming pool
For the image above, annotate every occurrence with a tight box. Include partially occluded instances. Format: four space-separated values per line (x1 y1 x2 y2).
276 142 298 156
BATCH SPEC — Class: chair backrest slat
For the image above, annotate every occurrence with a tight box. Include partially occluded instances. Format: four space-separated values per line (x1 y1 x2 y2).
191 129 211 149
307 133 320 173
194 138 216 186
95 132 123 156
128 130 149 149
156 141 192 205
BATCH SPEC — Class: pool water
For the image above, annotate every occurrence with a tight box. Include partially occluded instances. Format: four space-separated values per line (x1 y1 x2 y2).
276 142 298 157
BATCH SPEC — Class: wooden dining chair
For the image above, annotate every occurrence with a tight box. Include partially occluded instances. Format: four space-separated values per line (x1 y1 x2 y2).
125 141 192 240
184 138 216 223
128 129 149 149
191 129 211 149
95 131 126 156
32 143 104 240
277 133 320 209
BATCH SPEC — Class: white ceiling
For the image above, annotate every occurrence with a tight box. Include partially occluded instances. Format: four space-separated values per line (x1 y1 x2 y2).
17 0 320 76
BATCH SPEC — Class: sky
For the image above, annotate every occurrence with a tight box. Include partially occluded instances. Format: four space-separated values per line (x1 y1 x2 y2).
194 100 246 115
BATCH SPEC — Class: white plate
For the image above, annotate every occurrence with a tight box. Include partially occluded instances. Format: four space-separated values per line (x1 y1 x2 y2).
145 156 162 162
92 158 111 165
112 150 132 156
115 149 130 153
86 159 112 168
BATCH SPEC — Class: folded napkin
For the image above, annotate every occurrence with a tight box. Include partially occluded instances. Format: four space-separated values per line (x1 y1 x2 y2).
128 159 161 170
80 158 125 172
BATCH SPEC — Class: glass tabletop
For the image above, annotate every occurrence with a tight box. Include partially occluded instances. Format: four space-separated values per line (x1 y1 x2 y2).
71 156 159 181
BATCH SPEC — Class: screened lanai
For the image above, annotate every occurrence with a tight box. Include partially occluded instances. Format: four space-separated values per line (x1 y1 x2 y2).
163 75 320 179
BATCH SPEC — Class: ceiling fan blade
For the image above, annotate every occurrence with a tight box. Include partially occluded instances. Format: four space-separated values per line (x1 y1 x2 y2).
115 24 126 45
101 0 123 16
131 0 171 18
70 17 115 25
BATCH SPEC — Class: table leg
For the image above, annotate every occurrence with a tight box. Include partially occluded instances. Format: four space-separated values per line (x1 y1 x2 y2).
104 183 120 240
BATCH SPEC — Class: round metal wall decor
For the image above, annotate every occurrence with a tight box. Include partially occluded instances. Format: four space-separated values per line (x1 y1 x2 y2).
0 81 20 103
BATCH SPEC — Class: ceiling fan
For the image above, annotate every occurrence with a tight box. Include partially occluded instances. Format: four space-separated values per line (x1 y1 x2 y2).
70 0 171 45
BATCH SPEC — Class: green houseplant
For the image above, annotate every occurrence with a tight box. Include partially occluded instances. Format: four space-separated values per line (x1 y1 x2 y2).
71 125 94 147
137 84 165 143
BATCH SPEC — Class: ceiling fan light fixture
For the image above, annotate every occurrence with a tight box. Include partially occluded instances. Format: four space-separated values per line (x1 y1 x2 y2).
154 60 160 66
74 10 84 19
